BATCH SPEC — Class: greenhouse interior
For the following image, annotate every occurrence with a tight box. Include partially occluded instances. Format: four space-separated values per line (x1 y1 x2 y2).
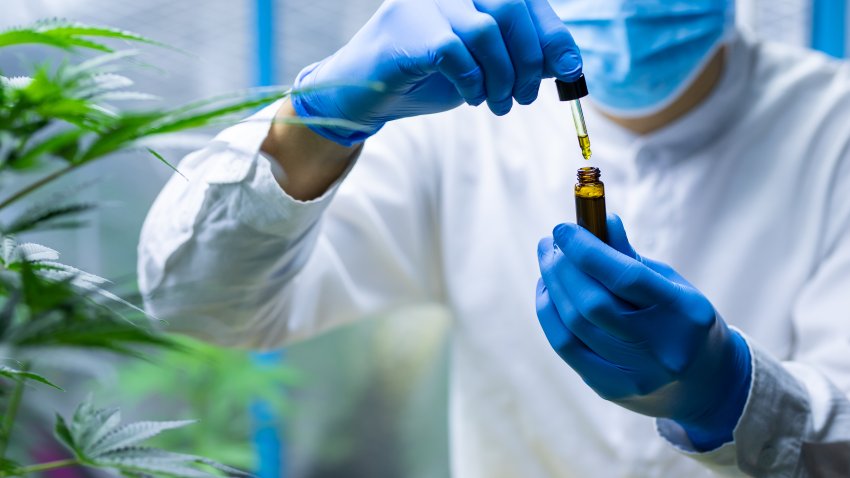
2 0 849 477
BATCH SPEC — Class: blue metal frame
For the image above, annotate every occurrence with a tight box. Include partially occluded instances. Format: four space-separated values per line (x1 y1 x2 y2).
251 1 285 477
250 348 285 478
255 0 277 87
812 0 847 58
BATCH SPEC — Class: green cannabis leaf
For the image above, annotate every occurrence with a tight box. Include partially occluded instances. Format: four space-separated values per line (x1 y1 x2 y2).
51 400 252 478
0 18 317 476
0 365 63 390
0 19 165 51
114 335 299 467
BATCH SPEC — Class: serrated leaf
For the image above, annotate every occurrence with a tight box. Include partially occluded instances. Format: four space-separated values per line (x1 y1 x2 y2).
0 30 76 50
0 365 63 389
17 258 152 319
1 236 20 265
0 21 165 51
4 202 97 235
100 448 250 477
58 37 113 53
55 413 80 456
88 420 196 456
79 407 122 451
70 400 122 454
36 21 167 49
0 75 33 89
96 460 221 478
54 402 252 477
16 242 61 262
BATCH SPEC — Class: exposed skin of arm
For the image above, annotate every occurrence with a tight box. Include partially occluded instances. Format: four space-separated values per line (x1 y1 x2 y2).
260 99 360 201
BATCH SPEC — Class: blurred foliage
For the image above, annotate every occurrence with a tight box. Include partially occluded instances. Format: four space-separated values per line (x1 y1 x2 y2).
110 335 299 469
0 19 291 477
51 399 253 478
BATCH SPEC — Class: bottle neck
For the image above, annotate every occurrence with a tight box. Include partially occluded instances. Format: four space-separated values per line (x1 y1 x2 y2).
577 166 601 184
575 167 605 199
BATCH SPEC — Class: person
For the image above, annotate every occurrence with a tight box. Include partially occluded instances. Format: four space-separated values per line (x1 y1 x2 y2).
139 0 850 475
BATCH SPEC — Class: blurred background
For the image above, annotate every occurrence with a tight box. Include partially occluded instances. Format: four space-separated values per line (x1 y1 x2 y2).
0 0 846 476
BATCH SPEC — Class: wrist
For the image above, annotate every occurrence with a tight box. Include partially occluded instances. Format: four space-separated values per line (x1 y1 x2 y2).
291 60 382 147
678 330 752 451
261 99 359 201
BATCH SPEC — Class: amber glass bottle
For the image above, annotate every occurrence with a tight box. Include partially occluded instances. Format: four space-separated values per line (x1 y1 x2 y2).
575 167 608 243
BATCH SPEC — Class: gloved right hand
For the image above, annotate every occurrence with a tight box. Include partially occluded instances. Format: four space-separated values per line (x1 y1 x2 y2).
291 0 583 146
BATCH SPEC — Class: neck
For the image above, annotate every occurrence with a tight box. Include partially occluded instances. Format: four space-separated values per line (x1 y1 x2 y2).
599 47 727 135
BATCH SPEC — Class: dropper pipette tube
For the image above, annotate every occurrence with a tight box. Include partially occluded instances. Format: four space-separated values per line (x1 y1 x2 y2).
569 99 591 160
556 75 592 160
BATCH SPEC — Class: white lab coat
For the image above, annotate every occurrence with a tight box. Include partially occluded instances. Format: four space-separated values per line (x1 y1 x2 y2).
139 31 850 477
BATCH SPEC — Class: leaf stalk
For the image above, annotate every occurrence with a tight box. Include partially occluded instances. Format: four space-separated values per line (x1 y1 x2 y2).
0 164 81 212
14 458 80 475
0 362 29 458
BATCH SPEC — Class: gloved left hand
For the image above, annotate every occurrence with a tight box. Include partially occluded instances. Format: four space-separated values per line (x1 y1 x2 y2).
536 215 752 451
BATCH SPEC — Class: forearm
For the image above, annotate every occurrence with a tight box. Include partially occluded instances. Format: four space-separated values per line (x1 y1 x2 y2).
140 100 348 348
261 99 360 201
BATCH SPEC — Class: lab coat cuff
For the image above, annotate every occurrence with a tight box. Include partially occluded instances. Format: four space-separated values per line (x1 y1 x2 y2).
199 97 361 237
241 148 360 237
657 332 809 476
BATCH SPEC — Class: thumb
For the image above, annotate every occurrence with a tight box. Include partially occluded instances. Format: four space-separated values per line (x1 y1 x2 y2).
606 214 639 260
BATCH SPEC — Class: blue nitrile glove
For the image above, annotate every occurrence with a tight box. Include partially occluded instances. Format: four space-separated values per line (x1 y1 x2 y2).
535 215 752 451
291 0 583 146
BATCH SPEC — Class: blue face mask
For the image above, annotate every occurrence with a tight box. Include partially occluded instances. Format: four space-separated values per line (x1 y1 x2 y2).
550 0 734 117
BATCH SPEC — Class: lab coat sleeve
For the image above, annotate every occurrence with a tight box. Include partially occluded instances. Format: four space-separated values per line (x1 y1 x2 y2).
657 159 850 476
138 100 443 349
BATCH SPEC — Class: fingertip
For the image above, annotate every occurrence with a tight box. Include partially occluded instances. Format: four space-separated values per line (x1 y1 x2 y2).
488 98 514 116
606 214 625 237
515 81 541 105
552 222 580 249
537 236 555 262
555 51 583 82
516 91 539 106
467 94 487 107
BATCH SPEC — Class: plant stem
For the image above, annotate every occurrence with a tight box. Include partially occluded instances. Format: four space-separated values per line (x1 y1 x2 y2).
0 363 28 458
0 163 80 212
16 458 80 475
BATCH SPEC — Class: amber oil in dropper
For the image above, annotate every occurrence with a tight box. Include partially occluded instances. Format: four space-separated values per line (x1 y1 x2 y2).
577 134 591 160
575 167 608 243
570 100 592 160
556 75 592 160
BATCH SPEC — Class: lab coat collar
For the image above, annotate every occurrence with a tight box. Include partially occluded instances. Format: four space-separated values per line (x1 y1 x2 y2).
585 29 755 162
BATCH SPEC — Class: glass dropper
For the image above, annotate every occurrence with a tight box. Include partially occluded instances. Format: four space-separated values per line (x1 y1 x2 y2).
556 75 592 160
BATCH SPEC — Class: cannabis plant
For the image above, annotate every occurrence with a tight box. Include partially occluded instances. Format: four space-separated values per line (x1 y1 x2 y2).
0 20 292 477
112 336 299 468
